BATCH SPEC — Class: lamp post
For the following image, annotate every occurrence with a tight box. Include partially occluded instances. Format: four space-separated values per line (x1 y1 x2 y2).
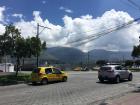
36 23 51 67
87 51 90 70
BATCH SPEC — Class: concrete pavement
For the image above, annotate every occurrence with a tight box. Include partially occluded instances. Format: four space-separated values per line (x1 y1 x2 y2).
0 71 140 105
105 92 140 105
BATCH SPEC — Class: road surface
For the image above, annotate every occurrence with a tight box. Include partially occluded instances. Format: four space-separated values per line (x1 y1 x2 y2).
0 71 139 105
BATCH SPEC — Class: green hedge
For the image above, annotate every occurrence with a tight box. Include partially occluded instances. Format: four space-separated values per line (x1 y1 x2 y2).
0 73 31 86
129 68 140 72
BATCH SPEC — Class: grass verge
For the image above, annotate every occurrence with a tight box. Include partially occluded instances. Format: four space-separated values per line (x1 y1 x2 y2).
129 68 140 72
0 73 31 86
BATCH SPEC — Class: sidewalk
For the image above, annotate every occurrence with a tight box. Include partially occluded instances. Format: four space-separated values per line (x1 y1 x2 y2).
106 90 140 105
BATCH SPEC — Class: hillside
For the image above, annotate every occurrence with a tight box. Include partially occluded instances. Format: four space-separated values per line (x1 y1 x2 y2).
40 47 132 64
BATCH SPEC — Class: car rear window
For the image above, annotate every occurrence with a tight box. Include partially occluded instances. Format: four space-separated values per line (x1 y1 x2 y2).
32 68 41 73
100 67 112 71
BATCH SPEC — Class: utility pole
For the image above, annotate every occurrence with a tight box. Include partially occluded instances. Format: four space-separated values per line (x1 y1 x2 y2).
36 23 39 68
36 23 51 68
87 51 89 70
4 26 7 72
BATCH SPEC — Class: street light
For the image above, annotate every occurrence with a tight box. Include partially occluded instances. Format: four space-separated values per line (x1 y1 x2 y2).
36 23 51 67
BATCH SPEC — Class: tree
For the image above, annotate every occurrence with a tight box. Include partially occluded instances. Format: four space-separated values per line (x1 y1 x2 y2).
135 60 140 66
30 37 42 57
42 41 46 49
131 46 140 59
125 60 133 67
14 37 27 75
96 60 107 66
0 24 47 76
0 26 14 56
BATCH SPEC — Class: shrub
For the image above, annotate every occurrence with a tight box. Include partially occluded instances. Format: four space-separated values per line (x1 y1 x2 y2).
0 73 31 86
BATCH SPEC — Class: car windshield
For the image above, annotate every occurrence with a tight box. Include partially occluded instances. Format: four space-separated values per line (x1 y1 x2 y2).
100 67 112 71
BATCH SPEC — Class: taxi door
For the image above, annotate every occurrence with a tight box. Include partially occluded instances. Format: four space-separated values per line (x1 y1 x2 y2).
45 68 56 82
52 68 63 81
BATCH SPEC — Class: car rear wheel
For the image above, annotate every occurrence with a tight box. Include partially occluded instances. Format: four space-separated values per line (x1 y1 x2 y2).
128 74 133 81
32 82 37 85
62 77 67 82
115 76 120 83
41 78 48 85
99 77 104 83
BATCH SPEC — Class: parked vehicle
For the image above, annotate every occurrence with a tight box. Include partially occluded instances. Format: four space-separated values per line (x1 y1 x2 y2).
0 63 14 72
31 66 68 85
98 65 133 83
0 70 3 72
73 67 83 71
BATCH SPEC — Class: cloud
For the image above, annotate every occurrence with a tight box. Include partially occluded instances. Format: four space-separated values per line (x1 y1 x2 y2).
61 9 139 52
0 6 5 22
59 6 73 13
12 13 23 20
14 11 63 46
42 1 46 4
0 6 5 35
1 7 139 52
0 23 5 35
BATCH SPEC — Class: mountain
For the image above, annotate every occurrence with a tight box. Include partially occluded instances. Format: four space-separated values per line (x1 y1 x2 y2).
42 47 85 64
41 47 132 64
89 49 132 61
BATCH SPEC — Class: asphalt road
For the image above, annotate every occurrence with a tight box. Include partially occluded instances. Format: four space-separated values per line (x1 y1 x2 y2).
0 71 139 105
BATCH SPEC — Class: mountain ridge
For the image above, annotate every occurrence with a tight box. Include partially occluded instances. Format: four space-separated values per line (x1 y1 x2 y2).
41 47 132 63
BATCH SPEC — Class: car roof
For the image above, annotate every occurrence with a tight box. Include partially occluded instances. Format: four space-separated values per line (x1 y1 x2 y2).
38 66 54 69
101 65 121 68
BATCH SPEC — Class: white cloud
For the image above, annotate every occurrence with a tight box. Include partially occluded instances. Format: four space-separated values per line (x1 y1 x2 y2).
0 6 5 22
0 6 138 52
59 6 73 13
14 11 63 46
12 13 23 20
7 9 140 52
65 9 73 13
0 6 6 35
42 1 46 4
0 23 5 35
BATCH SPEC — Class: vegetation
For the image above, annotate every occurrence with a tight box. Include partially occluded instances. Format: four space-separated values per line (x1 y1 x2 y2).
129 68 140 72
96 60 107 66
125 60 133 67
131 45 140 59
131 39 140 68
0 73 31 86
0 24 46 76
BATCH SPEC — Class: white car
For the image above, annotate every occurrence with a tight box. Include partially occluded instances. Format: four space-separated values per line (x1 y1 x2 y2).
98 65 133 83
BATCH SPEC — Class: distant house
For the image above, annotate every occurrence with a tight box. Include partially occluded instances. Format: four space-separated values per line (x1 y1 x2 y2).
0 63 14 72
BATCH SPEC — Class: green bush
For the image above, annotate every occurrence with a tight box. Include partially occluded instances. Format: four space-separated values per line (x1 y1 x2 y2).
0 73 31 86
0 76 18 85
129 68 140 72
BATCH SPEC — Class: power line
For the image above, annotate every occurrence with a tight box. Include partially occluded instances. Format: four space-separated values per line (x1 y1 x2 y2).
127 0 140 10
120 0 139 10
67 20 133 44
68 24 124 44
67 18 140 47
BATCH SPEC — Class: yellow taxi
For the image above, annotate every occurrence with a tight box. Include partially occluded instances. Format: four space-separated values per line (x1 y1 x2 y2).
31 66 68 85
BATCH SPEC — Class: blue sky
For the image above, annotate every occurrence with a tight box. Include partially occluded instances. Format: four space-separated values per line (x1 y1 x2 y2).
1 0 140 25
0 0 140 51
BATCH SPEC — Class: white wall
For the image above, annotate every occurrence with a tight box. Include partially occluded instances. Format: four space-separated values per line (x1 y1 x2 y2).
0 63 14 72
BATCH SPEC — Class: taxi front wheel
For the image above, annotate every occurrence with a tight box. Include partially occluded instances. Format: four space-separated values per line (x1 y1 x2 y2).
41 78 48 85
